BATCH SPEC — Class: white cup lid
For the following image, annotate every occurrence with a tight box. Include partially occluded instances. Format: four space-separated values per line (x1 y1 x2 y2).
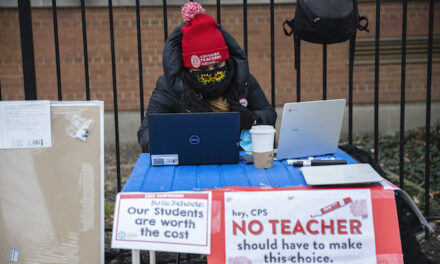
250 125 276 134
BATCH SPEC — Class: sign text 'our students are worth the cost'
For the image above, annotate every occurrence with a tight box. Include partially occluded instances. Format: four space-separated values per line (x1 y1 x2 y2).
111 192 211 254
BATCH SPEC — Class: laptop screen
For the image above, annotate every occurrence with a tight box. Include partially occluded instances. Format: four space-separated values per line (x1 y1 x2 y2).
277 99 346 160
148 112 240 165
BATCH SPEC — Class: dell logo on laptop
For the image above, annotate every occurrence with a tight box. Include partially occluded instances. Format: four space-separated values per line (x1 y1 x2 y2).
189 135 200 145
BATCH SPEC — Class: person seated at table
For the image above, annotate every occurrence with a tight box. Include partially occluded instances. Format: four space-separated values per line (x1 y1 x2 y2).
137 1 276 152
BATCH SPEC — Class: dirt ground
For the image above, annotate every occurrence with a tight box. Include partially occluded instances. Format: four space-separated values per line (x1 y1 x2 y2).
420 232 440 263
104 143 440 263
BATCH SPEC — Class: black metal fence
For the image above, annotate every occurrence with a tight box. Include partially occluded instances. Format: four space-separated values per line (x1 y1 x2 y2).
6 0 438 229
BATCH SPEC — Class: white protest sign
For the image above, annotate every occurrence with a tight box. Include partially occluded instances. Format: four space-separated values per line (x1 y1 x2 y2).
0 100 52 149
225 189 376 264
112 192 211 254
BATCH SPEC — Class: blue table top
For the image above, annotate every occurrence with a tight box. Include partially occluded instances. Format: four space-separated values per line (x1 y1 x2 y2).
122 149 358 192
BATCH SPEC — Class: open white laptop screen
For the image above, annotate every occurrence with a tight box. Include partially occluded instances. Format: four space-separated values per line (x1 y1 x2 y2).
277 99 346 160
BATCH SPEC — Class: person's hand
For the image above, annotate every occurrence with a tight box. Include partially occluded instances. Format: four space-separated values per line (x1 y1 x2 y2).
229 104 258 130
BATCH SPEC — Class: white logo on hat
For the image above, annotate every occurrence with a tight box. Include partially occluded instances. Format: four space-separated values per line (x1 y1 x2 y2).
191 55 201 68
239 98 248 107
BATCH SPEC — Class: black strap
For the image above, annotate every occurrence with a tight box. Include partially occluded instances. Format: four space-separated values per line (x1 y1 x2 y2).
294 34 300 70
358 16 369 32
282 18 294 36
283 18 300 70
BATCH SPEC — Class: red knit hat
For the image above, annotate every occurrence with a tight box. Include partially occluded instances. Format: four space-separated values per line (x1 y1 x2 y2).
181 2 229 69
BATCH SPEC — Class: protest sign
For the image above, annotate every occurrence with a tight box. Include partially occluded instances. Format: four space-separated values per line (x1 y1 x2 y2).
208 186 402 264
220 189 385 264
111 192 211 254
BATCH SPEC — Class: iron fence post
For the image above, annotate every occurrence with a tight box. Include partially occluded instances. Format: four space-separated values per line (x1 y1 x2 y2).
18 0 37 100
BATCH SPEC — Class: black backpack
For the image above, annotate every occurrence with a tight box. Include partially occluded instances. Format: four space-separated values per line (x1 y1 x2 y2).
283 0 369 44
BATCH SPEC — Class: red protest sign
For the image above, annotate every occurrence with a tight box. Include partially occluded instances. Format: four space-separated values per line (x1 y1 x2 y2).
208 186 402 264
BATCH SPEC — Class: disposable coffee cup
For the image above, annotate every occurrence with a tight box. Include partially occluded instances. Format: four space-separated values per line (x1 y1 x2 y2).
250 125 276 168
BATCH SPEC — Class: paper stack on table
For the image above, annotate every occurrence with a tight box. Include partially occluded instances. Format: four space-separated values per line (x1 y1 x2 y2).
300 163 385 186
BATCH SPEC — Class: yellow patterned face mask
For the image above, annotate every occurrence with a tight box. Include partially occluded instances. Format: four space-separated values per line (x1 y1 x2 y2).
196 70 226 85
189 63 233 100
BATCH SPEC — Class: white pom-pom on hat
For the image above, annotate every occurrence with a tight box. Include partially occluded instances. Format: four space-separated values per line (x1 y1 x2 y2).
181 2 205 22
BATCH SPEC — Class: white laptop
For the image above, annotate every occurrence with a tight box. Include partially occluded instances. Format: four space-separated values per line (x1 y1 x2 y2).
301 164 384 185
277 99 346 160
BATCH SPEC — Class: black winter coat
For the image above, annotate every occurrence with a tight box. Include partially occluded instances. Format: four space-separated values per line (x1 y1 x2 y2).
138 24 277 152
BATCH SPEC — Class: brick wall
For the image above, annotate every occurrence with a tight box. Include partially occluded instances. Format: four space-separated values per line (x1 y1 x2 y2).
0 1 439 110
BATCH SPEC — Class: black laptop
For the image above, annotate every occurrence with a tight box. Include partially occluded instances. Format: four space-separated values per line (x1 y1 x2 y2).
148 112 240 165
